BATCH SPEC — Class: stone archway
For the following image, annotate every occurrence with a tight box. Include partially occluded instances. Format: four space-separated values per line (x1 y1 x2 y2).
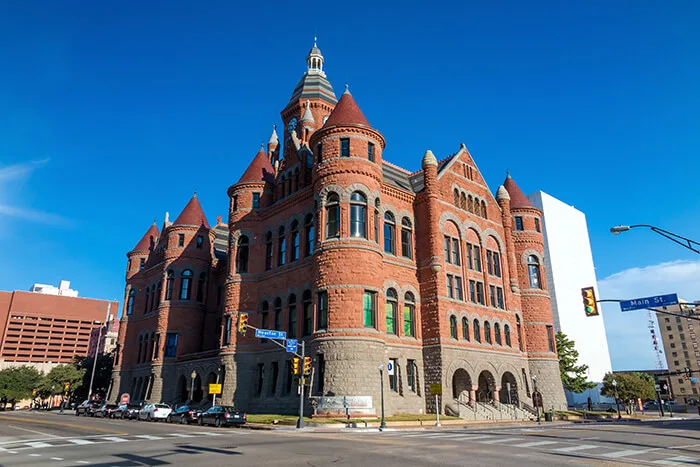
477 370 496 402
177 375 188 403
193 374 203 403
452 369 473 402
499 372 519 405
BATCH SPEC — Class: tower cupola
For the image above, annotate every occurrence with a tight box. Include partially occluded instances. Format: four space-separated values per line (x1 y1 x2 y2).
306 37 325 77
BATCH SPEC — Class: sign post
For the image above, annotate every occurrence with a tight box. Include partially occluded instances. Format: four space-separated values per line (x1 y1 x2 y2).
429 384 442 427
298 340 305 429
209 383 222 407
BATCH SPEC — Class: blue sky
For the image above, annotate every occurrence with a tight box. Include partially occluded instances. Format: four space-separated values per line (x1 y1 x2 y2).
1 1 698 370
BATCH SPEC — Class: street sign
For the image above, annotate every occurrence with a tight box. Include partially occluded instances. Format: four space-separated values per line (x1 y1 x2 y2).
429 384 442 395
691 378 699 383
255 329 287 339
208 383 222 395
120 393 130 405
387 361 395 376
620 293 679 312
286 339 298 353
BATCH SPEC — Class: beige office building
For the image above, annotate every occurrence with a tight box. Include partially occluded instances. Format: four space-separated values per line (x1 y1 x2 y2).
657 302 700 403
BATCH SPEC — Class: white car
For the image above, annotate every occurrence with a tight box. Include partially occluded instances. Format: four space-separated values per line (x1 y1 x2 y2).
137 403 172 421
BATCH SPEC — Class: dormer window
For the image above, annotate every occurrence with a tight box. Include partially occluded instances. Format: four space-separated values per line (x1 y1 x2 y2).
178 234 185 247
340 138 350 157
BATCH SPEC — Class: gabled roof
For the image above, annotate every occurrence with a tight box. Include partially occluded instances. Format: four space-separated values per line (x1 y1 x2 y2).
238 148 275 184
173 194 210 228
503 173 535 208
132 222 159 252
323 87 371 128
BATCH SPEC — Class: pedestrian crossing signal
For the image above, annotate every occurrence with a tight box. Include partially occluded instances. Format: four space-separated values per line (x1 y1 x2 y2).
292 357 301 375
303 357 312 376
238 313 248 334
32 389 37 396
581 287 599 317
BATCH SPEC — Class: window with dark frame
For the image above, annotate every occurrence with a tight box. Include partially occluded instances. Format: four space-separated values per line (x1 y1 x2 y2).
340 138 350 157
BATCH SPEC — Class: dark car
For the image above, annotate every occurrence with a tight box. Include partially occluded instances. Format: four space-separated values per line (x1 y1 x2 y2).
75 400 102 417
94 403 118 418
166 405 202 424
113 403 141 420
197 405 246 427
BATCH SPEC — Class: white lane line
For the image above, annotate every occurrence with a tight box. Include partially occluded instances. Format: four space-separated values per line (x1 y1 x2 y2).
552 444 599 452
76 461 90 464
25 441 52 448
50 458 64 461
167 433 195 438
479 437 523 444
600 448 660 459
7 425 60 439
200 432 222 436
133 435 164 440
102 436 128 443
430 434 481 439
653 456 700 465
29 453 42 457
670 443 700 450
512 441 559 448
580 436 600 441
67 439 95 445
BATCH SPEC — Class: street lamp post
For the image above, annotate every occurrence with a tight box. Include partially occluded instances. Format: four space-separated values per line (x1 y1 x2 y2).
612 379 622 420
378 363 386 430
610 224 700 254
190 370 197 403
87 302 111 402
533 375 541 423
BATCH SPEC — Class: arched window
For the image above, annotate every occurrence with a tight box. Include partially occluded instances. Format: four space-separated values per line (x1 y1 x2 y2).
484 321 491 344
317 291 328 329
260 301 269 335
453 189 459 206
462 317 469 340
528 255 542 289
150 332 156 360
302 290 313 336
468 195 473 213
137 335 143 363
449 315 457 339
383 212 395 254
179 270 192 300
155 281 162 310
401 217 413 259
127 289 136 316
326 193 340 238
473 199 481 217
304 214 314 256
481 200 487 219
473 319 481 342
196 272 206 302
143 286 150 314
165 270 174 300
265 232 273 270
278 227 287 266
287 294 297 338
516 315 523 351
274 298 282 331
460 192 466 210
385 288 397 335
290 220 300 261
403 292 415 337
350 191 367 238
236 236 249 273
494 323 501 345
504 324 511 347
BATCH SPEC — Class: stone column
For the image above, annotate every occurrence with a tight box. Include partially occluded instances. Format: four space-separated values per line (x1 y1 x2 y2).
494 386 501 402
470 386 477 403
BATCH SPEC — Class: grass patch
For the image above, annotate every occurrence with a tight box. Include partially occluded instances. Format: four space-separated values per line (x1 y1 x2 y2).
245 414 308 424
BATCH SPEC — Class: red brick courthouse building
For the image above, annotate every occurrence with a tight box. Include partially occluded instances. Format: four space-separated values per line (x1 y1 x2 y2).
111 43 566 417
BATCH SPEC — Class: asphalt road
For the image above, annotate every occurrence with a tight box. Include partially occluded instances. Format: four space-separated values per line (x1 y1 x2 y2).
0 410 699 466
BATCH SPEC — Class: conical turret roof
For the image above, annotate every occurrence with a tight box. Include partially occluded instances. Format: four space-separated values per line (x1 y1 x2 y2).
323 85 371 128
173 193 210 228
503 173 534 208
238 147 275 184
132 222 160 252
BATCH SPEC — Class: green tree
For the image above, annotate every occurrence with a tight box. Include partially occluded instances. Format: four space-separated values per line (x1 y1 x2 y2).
601 372 655 414
556 331 597 393
0 366 44 408
73 352 114 401
40 364 85 401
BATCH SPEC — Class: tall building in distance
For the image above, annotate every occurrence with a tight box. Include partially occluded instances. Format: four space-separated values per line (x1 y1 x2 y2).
111 42 567 416
29 280 78 298
88 317 120 358
527 191 613 382
657 302 700 404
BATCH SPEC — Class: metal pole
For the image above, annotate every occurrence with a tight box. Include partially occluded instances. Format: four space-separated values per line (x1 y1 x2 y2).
613 383 621 420
533 377 541 423
298 341 305 429
435 393 441 427
88 303 110 401
379 366 386 430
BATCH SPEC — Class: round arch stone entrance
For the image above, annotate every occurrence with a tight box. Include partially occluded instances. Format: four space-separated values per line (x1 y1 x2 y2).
452 369 472 401
477 370 496 402
499 372 519 405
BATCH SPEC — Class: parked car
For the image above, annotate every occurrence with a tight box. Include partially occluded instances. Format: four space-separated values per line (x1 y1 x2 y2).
94 403 118 418
197 405 246 427
138 403 172 421
75 400 102 417
113 403 141 419
166 405 202 424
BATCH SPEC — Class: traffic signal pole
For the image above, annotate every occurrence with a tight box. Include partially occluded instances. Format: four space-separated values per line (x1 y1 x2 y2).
298 340 305 429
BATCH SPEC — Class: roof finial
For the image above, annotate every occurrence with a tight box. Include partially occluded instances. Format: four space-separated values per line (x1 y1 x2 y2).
193 190 197 198
314 34 317 47
153 218 157 225
344 83 349 94
506 170 511 179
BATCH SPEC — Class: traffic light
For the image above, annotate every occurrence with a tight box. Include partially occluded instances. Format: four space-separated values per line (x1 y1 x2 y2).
292 357 301 375
32 389 37 397
303 357 312 376
64 382 70 391
581 287 599 317
685 367 692 378
238 313 248 334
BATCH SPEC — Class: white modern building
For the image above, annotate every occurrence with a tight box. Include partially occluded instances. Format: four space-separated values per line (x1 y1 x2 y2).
29 280 78 297
528 191 612 383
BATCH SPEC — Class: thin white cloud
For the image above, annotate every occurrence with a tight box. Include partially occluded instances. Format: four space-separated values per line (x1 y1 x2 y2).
598 259 700 371
0 204 72 226
0 158 49 182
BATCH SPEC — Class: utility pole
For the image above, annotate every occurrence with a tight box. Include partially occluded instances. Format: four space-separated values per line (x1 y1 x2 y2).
298 340 305 429
88 302 111 401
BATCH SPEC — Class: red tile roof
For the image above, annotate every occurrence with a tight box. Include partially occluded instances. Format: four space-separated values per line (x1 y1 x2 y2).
238 148 275 184
503 174 534 208
132 222 159 252
323 89 371 128
173 194 210 228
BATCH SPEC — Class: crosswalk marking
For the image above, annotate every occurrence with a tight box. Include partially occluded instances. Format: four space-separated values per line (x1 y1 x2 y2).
479 437 523 444
168 433 195 438
552 444 599 452
102 437 127 443
653 456 700 465
25 442 52 448
512 441 559 448
600 448 659 459
133 435 164 440
200 432 223 436
68 439 95 445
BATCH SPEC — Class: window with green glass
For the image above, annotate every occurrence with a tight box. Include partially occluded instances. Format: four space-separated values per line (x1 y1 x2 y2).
363 291 376 328
386 289 397 335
